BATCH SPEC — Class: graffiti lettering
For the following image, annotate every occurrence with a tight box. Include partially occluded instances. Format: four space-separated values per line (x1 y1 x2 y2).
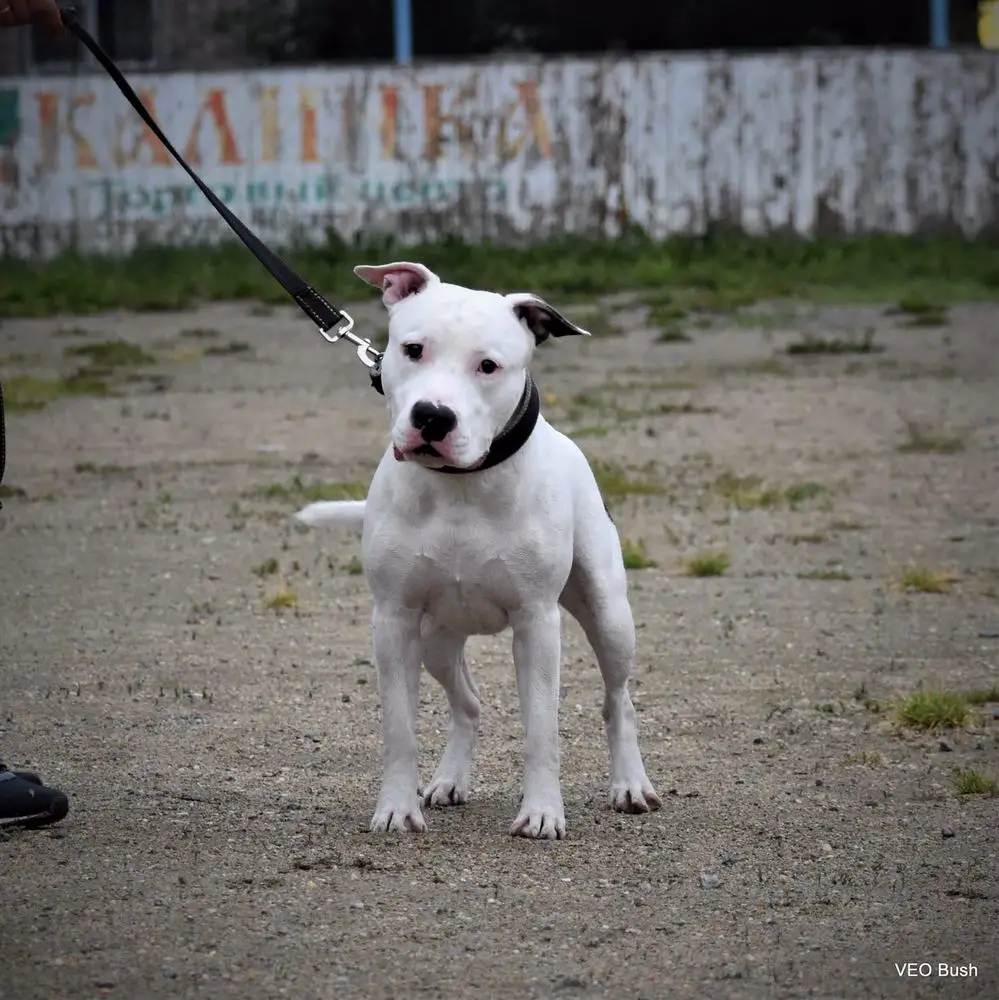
114 89 172 168
182 88 243 166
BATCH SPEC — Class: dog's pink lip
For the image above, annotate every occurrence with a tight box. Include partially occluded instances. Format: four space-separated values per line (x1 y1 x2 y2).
393 446 405 461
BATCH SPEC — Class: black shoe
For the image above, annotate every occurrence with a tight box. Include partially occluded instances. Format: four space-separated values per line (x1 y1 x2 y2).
0 767 69 828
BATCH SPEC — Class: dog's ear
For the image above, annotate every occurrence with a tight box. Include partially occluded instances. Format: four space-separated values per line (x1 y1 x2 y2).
353 262 440 308
506 293 591 346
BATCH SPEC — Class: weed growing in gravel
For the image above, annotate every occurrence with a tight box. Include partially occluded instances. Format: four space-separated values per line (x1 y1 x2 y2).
589 459 662 500
265 578 298 612
0 485 27 499
897 419 966 454
965 686 999 705
204 341 252 356
3 373 110 412
897 690 969 729
951 768 998 796
843 750 885 766
63 340 155 370
570 425 610 439
898 566 959 593
180 327 222 339
253 558 280 577
784 482 827 508
797 569 853 581
249 477 367 504
685 551 730 577
714 473 781 509
785 328 882 355
621 538 655 570
343 555 364 576
790 533 828 544
888 298 949 327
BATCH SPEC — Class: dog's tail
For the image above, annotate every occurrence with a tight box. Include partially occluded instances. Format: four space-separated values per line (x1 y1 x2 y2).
293 500 366 529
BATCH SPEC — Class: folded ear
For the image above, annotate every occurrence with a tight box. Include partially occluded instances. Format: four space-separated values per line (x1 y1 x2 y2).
505 293 591 346
353 261 440 308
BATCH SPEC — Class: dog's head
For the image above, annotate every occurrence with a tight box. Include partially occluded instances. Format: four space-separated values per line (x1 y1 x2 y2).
354 261 590 470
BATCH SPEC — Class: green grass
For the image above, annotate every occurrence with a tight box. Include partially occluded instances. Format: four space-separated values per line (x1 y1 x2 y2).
965 686 999 705
888 297 950 327
797 569 852 581
63 339 155 369
897 419 966 455
785 328 882 355
4 233 999 318
589 459 662 499
685 551 731 577
247 476 367 505
713 472 781 509
951 768 998 796
621 538 655 570
898 565 958 593
896 690 969 730
3 373 110 412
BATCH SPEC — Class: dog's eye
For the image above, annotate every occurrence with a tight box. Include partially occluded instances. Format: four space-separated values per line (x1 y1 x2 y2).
402 343 423 361
478 359 499 375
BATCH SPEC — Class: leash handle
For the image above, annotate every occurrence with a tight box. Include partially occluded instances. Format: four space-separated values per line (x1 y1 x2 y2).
58 6 348 337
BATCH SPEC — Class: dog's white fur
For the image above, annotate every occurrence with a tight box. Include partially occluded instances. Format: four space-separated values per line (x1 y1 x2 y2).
296 262 661 839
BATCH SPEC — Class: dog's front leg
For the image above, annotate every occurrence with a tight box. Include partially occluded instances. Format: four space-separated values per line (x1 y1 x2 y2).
369 603 426 833
510 606 566 840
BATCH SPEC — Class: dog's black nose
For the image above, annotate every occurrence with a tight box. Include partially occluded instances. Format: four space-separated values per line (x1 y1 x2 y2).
410 401 457 442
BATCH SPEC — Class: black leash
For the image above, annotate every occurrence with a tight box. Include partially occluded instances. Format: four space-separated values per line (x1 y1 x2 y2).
58 6 385 394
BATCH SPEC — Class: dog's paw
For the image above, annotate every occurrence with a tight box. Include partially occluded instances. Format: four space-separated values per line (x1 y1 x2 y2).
369 798 427 834
422 773 471 808
510 798 566 840
609 779 663 814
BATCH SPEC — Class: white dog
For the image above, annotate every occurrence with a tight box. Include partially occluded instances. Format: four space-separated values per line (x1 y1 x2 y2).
296 262 661 839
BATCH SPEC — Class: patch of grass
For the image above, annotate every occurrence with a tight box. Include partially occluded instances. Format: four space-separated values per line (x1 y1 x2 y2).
655 324 692 343
713 472 781 510
965 686 999 705
790 533 828 544
204 341 252 356
797 569 852 581
843 750 885 766
784 482 826 508
621 538 655 570
248 476 367 505
6 234 998 319
74 461 132 474
829 519 867 531
253 557 280 578
951 768 998 796
3 373 110 412
0 484 27 499
565 308 620 337
896 690 969 730
898 565 959 594
888 297 949 327
570 425 610 439
180 327 221 339
265 579 298 612
343 555 364 576
897 419 966 455
685 551 731 577
63 339 155 370
589 459 662 499
785 328 882 355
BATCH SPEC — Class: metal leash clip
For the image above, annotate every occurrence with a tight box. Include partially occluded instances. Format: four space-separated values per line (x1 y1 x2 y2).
317 312 383 371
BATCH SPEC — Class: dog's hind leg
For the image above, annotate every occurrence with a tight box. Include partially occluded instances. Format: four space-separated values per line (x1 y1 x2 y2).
421 628 482 807
560 547 662 815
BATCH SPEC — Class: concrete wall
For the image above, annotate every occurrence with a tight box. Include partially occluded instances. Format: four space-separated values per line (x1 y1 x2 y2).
1 51 997 257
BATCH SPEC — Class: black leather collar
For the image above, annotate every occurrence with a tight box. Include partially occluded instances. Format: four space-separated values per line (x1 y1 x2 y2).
435 375 540 476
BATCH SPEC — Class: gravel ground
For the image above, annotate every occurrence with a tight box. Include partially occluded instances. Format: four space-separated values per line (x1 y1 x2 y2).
1 294 997 1000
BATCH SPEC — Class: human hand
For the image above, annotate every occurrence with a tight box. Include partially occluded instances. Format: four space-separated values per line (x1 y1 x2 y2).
0 0 67 35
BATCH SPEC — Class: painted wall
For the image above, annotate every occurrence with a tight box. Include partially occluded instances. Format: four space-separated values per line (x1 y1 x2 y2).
1 51 997 257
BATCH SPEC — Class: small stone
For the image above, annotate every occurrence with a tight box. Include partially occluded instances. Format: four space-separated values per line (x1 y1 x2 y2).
752 737 765 745
977 628 999 639
699 872 721 889
815 779 823 787
341 694 351 703
941 828 955 839
938 740 953 752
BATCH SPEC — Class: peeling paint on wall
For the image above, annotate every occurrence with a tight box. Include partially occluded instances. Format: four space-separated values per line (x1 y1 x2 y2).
1 51 997 257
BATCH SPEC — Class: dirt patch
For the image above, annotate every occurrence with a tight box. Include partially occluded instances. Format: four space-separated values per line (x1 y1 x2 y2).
1 298 998 999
